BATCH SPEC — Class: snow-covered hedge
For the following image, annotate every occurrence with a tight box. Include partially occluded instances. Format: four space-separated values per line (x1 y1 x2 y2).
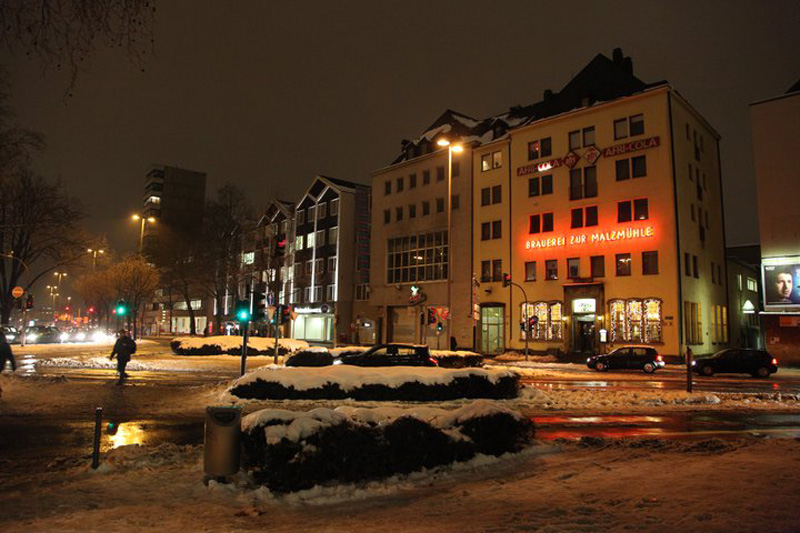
227 366 520 401
304 346 484 368
241 400 535 492
170 336 309 356
285 347 333 367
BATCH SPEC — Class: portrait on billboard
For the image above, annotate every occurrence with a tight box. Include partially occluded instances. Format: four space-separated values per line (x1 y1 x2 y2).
763 261 800 308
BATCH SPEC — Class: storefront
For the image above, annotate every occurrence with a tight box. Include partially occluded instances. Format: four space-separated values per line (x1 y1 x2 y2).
480 304 505 354
292 305 335 344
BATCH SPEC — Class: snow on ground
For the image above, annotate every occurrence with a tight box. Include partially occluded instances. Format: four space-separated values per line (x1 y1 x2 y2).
172 335 309 353
228 365 517 393
2 435 799 531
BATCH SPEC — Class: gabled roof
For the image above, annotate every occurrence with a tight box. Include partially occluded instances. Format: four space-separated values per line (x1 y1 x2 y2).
788 79 800 94
388 48 665 166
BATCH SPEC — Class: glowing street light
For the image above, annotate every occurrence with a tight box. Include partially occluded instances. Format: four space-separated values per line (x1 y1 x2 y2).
87 248 105 269
132 214 156 255
436 137 462 347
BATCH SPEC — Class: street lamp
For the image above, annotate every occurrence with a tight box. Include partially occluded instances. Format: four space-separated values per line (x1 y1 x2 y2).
87 248 105 269
53 271 67 311
132 214 156 255
436 138 463 349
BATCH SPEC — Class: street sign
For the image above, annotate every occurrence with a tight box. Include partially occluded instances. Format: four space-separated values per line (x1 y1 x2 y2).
267 293 275 306
11 286 24 298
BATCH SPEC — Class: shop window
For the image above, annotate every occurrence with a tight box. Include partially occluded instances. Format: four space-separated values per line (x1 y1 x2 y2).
590 255 605 278
525 261 536 282
521 301 563 341
616 253 632 276
610 298 662 343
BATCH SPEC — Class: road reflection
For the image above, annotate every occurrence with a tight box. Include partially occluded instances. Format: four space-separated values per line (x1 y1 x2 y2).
107 423 147 448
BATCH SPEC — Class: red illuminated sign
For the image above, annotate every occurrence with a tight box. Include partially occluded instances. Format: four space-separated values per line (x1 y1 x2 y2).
525 226 655 251
517 158 564 176
602 136 660 158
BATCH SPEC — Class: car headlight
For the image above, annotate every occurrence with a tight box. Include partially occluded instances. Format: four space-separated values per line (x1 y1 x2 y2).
27 333 38 341
5 334 14 341
76 332 86 341
691 361 696 366
92 331 107 343
60 333 69 342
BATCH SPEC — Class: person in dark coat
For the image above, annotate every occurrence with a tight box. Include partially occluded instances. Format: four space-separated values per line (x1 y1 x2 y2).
109 329 136 383
0 335 15 372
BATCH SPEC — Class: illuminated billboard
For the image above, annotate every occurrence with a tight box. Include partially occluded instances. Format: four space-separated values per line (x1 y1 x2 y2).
762 257 800 309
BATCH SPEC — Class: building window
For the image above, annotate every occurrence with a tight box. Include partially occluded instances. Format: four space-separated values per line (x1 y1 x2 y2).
618 199 649 222
610 298 662 343
355 284 370 301
527 137 552 160
409 173 417 188
317 202 326 220
451 194 460 210
423 170 430 185
328 256 337 274
306 232 316 248
571 208 582 229
386 230 449 283
569 167 597 200
422 201 430 216
492 259 503 282
616 253 632 276
481 221 501 240
567 258 580 279
614 114 645 140
711 261 716 284
480 260 491 283
481 222 491 241
242 252 255 265
521 301 563 341
297 209 306 225
692 255 699 278
615 159 630 181
295 235 303 250
384 181 391 196
582 126 595 146
525 261 536 281
436 198 445 213
642 251 659 275
325 285 335 302
409 204 416 218
568 130 580 150
684 300 703 345
313 286 323 302
492 220 502 239
328 227 338 246
492 185 501 204
631 156 647 178
397 177 404 192
481 187 490 206
746 277 757 292
571 206 598 228
529 212 553 234
590 255 605 278
383 209 390 224
316 230 325 247
634 199 649 220
492 151 502 169
545 259 558 280
437 166 445 181
528 174 553 197
452 161 460 177
330 198 339 216
395 207 403 222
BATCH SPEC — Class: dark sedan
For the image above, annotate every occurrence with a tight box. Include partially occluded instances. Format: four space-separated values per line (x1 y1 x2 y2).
587 346 665 373
692 349 778 378
338 343 438 367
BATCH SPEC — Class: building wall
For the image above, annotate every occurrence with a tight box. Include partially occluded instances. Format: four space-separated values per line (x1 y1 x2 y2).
370 147 475 350
472 87 727 357
726 258 763 349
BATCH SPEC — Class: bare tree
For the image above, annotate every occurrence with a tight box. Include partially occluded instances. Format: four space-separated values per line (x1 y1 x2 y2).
0 78 44 175
107 255 159 337
72 266 115 327
0 0 156 92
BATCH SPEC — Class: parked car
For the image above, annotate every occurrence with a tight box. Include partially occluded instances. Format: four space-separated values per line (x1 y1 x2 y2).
692 349 778 378
26 325 63 344
587 346 665 373
338 343 438 367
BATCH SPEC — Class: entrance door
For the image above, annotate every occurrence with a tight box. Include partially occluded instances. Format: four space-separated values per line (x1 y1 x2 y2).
480 306 504 355
573 314 596 354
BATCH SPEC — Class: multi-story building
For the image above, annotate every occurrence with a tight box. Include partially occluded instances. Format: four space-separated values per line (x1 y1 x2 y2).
473 49 728 357
289 176 376 345
369 110 479 349
726 244 764 349
751 79 800 365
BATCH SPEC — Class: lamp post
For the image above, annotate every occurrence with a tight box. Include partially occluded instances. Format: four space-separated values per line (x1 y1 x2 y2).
436 138 463 349
46 285 58 321
53 272 67 312
131 214 156 255
87 248 105 269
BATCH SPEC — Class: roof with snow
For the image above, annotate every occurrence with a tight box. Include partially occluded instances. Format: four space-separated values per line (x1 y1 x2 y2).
390 48 666 165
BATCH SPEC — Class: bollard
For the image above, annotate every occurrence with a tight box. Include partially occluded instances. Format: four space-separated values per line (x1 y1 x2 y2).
91 407 103 469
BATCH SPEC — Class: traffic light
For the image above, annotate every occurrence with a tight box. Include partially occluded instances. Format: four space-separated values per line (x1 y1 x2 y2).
274 235 287 257
235 300 250 322
427 308 437 325
280 304 292 324
436 322 443 332
115 300 128 316
502 273 511 287
252 291 266 321
25 294 33 309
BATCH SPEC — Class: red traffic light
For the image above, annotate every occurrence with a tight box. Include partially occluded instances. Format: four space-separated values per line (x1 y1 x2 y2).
88 307 95 313
502 273 511 287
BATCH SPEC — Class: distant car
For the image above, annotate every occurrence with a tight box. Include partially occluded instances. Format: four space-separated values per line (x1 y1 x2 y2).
26 325 63 344
1 326 20 344
587 346 665 373
338 343 438 367
692 349 778 378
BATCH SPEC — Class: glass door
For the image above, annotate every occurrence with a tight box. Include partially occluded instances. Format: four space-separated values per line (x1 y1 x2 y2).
480 305 504 355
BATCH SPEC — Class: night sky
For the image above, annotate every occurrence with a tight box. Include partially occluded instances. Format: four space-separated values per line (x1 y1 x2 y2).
3 1 798 255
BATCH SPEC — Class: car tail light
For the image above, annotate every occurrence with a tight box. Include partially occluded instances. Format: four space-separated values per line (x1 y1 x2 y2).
772 358 778 365
429 357 439 366
656 355 663 362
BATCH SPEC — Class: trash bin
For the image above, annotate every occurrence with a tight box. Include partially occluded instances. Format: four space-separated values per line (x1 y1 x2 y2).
203 405 242 478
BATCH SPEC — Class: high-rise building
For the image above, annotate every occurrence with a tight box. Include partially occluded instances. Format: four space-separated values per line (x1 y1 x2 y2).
751 79 800 365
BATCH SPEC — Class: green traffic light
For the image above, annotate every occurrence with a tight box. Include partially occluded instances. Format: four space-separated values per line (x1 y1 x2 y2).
116 306 127 316
237 309 250 321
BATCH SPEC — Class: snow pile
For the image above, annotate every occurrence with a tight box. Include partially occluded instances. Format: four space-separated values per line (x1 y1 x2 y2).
517 387 726 410
329 345 368 357
171 335 309 355
241 400 534 492
430 349 481 358
94 443 202 473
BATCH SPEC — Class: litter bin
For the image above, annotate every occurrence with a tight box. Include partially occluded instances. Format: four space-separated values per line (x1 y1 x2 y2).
204 405 242 478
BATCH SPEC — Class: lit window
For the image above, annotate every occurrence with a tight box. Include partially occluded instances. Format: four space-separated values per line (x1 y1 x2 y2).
525 261 536 282
567 258 580 279
307 232 315 248
295 235 303 250
328 227 338 246
148 195 161 204
330 198 339 216
616 253 632 276
241 252 255 265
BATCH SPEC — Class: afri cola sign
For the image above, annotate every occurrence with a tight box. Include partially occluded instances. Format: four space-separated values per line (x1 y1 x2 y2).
516 136 660 177
525 225 655 251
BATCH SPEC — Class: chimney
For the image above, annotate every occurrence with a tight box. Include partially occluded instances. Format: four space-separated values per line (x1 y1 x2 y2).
543 89 553 101
612 47 623 64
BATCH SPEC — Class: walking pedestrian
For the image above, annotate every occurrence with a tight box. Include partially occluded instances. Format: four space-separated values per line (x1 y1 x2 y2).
0 335 16 372
109 329 136 383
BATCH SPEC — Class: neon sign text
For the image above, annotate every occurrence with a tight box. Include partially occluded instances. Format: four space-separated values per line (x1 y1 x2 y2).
525 226 655 250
